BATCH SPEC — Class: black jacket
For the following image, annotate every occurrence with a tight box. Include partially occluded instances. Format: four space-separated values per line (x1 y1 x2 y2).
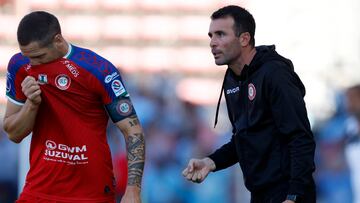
209 45 316 197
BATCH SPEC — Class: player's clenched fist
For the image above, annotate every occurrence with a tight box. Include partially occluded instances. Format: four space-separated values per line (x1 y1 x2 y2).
182 157 216 183
21 76 42 105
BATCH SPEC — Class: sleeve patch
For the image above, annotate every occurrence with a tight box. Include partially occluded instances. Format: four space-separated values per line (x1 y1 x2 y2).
105 98 136 123
116 99 133 116
111 79 127 97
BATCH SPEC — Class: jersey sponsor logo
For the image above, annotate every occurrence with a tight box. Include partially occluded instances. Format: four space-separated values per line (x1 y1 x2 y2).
62 60 79 77
226 87 240 95
38 74 48 85
116 99 133 116
44 140 88 165
6 72 12 93
248 83 256 101
55 74 71 90
105 72 119 84
111 79 126 96
46 140 57 150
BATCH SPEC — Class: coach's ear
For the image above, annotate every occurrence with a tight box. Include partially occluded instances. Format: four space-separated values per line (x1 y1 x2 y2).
239 32 251 47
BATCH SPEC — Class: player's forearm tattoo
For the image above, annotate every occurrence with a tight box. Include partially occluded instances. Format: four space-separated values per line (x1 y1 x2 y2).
126 132 145 188
128 115 140 127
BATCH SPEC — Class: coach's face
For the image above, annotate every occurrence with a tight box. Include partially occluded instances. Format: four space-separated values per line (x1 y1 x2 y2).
20 34 65 66
208 16 242 66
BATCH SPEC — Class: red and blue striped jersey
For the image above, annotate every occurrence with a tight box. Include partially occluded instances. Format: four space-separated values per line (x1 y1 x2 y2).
6 44 136 202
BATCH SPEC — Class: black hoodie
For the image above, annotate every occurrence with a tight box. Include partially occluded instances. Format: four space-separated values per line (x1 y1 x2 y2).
209 45 316 197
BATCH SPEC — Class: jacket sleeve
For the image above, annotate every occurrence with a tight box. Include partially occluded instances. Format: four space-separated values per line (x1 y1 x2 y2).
208 134 238 172
266 62 316 196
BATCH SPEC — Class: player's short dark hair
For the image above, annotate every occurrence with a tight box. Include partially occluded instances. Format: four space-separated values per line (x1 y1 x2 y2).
17 11 61 47
211 5 256 46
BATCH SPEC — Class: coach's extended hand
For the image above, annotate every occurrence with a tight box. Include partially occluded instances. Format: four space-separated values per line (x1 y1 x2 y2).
182 157 216 183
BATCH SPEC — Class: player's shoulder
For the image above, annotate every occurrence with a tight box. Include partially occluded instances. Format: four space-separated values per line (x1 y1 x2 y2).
8 52 30 72
66 44 117 77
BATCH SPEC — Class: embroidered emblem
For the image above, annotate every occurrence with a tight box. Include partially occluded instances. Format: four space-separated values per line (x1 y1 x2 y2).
55 74 71 90
248 83 256 101
38 74 48 84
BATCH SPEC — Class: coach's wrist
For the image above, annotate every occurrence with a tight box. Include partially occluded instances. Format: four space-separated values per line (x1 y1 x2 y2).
204 157 216 171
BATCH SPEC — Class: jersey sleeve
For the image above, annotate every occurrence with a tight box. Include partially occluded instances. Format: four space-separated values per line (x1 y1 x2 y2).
6 53 29 105
69 48 137 123
102 68 137 123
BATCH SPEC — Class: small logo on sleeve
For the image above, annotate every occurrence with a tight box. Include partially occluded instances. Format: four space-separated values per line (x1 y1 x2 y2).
105 72 119 83
116 99 133 116
111 80 126 96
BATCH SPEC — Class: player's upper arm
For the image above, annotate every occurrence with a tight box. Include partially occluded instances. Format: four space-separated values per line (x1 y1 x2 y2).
4 100 22 120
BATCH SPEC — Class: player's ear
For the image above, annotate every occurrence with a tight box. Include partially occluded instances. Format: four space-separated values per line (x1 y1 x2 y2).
53 34 64 47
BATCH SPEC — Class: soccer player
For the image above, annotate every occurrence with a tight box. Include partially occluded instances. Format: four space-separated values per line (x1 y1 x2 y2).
3 11 145 203
182 5 316 203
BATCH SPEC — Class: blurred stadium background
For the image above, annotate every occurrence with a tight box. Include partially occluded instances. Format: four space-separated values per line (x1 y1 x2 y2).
0 0 360 202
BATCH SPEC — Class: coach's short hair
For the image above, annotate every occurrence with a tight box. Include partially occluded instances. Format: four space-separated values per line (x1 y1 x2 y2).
17 11 61 47
211 5 256 46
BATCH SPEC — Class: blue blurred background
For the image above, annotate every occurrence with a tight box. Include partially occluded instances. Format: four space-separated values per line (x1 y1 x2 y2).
0 0 360 202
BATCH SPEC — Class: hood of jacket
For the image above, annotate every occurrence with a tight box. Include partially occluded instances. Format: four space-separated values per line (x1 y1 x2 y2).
238 45 305 96
214 45 305 127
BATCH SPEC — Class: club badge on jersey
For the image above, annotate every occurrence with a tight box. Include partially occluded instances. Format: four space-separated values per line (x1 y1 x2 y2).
55 74 71 90
38 74 48 85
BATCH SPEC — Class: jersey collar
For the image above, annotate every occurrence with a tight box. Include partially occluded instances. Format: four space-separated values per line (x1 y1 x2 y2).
63 43 72 59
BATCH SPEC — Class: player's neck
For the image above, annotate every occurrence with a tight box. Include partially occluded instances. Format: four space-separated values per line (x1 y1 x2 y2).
62 42 72 58
59 41 70 58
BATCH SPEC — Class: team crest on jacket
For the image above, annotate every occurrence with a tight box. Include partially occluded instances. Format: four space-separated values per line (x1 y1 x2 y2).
55 74 71 90
248 83 256 101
